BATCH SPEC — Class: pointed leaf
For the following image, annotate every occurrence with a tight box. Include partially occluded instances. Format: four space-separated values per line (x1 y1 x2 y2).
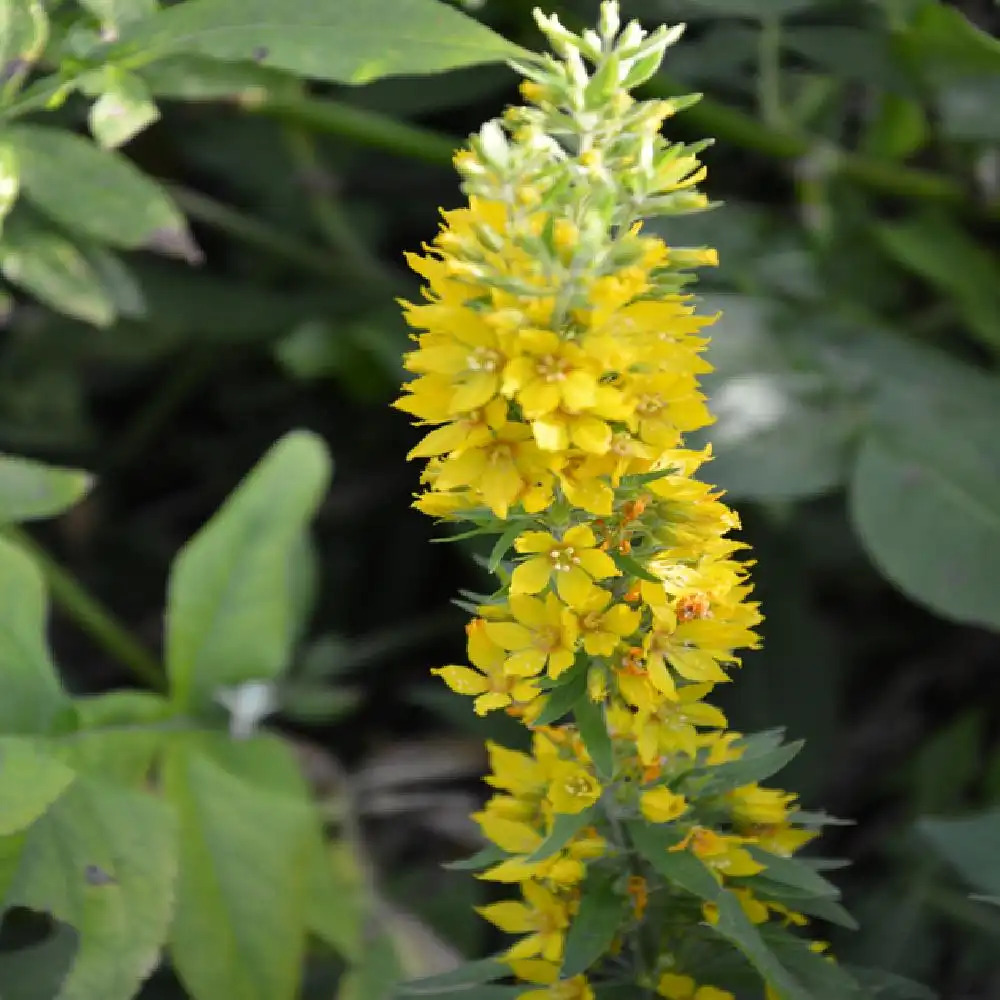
4 776 177 1000
0 738 74 836
695 740 804 792
561 868 628 978
6 125 188 252
626 821 721 901
574 696 613 779
165 430 331 711
163 741 314 1000
117 0 523 85
919 807 1000 896
760 926 869 1000
524 807 597 864
0 453 93 524
0 534 67 734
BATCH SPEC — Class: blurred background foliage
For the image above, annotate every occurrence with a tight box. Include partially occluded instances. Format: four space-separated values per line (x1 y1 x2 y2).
2 0 1000 998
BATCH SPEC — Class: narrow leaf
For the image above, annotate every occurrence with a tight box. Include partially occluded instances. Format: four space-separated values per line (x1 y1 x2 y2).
626 821 721 901
561 868 627 978
524 808 597 864
0 453 93 524
574 696 613 779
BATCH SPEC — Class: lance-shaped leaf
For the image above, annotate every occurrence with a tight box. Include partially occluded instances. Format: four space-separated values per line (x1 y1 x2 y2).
0 453 92 524
561 867 628 978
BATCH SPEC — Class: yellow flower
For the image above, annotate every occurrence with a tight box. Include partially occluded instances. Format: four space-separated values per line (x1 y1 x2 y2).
546 760 602 815
509 959 595 1000
511 525 620 607
657 972 734 1000
640 786 688 823
671 827 765 879
477 881 571 962
570 590 640 657
432 619 540 715
726 784 796 827
483 592 579 678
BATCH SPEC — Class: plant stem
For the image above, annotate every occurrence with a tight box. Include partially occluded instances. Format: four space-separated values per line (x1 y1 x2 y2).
757 17 784 129
167 185 351 279
249 94 456 167
4 526 165 691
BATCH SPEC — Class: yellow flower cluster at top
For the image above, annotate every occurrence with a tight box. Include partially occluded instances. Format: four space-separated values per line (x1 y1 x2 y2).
396 5 850 998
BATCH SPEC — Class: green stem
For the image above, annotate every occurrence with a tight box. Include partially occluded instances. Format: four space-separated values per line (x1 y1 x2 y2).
167 185 351 279
757 17 784 129
250 94 456 167
3 526 165 691
282 127 398 289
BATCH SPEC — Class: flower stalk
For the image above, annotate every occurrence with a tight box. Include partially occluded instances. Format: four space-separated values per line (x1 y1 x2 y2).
396 6 856 997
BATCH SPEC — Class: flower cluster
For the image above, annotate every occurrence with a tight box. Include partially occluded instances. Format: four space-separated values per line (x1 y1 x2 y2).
397 6 855 998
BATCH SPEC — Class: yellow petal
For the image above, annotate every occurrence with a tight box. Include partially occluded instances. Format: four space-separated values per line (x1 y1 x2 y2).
431 666 488 695
477 900 533 934
511 556 552 595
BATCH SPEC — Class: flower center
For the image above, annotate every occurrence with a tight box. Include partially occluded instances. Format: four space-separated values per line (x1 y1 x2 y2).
536 353 570 383
549 544 580 572
467 346 502 372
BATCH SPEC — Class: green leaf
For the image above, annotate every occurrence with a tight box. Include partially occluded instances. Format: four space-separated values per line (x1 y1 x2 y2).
900 3 1000 80
694 739 804 792
0 453 92 524
626 821 721 901
919 807 1000 897
6 125 192 254
487 521 525 573
0 143 18 234
0 923 78 1000
749 878 859 930
609 551 660 584
89 70 161 150
117 0 523 85
77 0 158 29
163 741 314 1000
761 926 868 1000
693 296 851 501
339 932 402 1000
0 0 48 68
745 848 842 899
849 399 1000 631
874 212 1000 352
561 867 628 978
307 839 366 960
0 215 116 326
442 842 511 872
524 807 597 864
139 54 293 99
0 738 74 835
574 696 613 779
708 893 810 1000
52 691 171 787
4 775 177 1000
847 967 936 1000
0 534 67 734
165 430 331 712
532 658 587 726
396 958 509 995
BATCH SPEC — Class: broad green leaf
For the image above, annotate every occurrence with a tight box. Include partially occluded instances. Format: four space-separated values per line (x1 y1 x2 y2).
0 215 116 326
165 430 331 711
339 933 402 1000
163 742 314 1000
52 691 171 787
0 534 67 734
561 867 628 978
0 0 47 68
81 244 147 319
919 807 1000 896
4 776 177 1000
89 70 160 149
0 738 74 835
524 807 597 864
900 3 1000 80
139 54 294 99
396 958 509 995
574 696 613 779
117 0 523 84
6 125 191 254
0 923 78 1000
874 213 1000 352
626 821 721 901
308 839 366 960
77 0 158 29
849 398 1000 631
0 453 92 524
694 296 851 500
